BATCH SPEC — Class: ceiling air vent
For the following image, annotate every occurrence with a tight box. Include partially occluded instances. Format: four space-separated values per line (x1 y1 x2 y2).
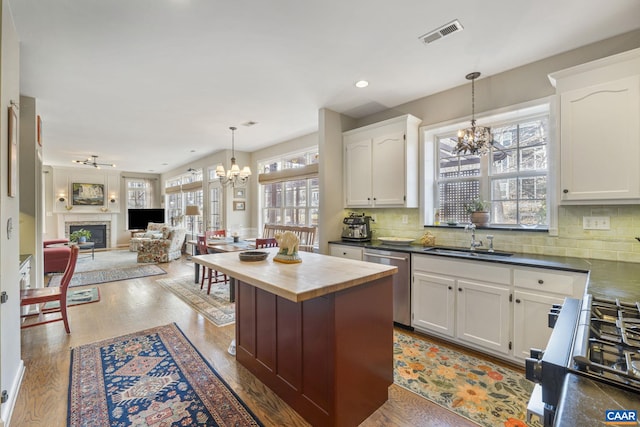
419 20 464 45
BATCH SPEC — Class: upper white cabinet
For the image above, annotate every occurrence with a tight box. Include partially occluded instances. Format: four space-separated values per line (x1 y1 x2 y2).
549 48 640 202
343 114 422 208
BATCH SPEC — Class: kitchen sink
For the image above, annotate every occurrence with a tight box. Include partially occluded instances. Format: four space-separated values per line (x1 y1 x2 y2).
423 246 513 258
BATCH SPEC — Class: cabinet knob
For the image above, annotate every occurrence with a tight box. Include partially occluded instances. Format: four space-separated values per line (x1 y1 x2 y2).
458 287 462 292
538 279 544 284
448 286 452 290
515 298 521 303
563 189 569 194
342 252 347 255
373 197 377 201
367 197 371 201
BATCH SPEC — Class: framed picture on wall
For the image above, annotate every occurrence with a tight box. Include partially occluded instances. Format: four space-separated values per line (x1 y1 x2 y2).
72 183 105 205
234 188 246 199
233 201 245 211
8 104 18 198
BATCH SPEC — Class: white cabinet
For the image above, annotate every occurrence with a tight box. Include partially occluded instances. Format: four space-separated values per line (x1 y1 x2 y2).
328 243 363 261
549 48 640 202
413 272 455 337
512 266 587 361
343 114 421 208
412 254 588 363
456 279 511 355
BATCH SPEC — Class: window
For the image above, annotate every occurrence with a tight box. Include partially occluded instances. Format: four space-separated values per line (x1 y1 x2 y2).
258 148 319 242
125 178 155 209
429 103 550 228
164 169 204 230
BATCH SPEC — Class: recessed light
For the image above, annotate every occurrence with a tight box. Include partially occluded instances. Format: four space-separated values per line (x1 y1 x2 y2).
355 80 369 88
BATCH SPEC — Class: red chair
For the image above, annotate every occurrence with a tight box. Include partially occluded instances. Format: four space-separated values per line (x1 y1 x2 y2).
205 229 226 241
21 245 79 333
256 238 278 248
197 235 227 294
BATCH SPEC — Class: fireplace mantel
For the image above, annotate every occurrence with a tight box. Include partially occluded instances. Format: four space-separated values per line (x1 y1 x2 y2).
57 213 119 249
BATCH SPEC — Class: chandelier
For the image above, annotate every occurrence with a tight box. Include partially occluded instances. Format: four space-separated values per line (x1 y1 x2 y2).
72 155 116 168
215 126 252 187
453 72 493 156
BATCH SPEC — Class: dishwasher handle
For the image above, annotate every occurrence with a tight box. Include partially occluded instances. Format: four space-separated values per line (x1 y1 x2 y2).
363 253 409 262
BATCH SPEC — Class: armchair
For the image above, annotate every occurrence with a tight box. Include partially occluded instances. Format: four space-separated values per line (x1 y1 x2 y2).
129 222 168 251
137 226 187 263
44 239 72 274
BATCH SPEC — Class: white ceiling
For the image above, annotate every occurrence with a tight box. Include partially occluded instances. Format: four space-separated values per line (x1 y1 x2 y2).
9 0 640 173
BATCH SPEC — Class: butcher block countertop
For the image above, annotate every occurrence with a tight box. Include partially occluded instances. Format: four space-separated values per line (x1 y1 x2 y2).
193 247 397 302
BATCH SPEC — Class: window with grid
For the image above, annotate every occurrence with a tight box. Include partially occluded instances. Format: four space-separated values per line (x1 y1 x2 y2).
434 110 549 228
126 178 154 209
258 148 319 243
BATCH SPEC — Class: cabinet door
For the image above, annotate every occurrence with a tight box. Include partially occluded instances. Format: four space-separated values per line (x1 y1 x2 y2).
560 76 640 201
456 279 511 354
328 244 363 261
344 138 372 207
371 130 406 206
513 290 564 361
412 272 455 337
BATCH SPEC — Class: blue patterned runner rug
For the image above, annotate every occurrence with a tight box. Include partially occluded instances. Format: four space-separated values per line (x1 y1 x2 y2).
68 323 262 426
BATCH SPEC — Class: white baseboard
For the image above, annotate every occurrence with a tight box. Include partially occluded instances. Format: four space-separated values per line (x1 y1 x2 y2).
1 359 25 427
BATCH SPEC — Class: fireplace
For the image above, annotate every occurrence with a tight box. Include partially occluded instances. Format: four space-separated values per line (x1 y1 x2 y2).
69 224 107 249
65 221 111 249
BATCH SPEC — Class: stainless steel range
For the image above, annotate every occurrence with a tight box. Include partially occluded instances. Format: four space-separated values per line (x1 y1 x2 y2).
526 296 640 426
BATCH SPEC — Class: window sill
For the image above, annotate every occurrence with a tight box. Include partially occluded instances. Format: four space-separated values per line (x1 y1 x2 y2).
424 224 548 232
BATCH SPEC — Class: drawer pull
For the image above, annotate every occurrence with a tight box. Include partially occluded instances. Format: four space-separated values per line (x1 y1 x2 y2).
538 279 544 284
515 298 521 303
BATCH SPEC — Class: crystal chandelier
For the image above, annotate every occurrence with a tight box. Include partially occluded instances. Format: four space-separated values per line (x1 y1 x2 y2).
453 72 493 156
216 126 252 187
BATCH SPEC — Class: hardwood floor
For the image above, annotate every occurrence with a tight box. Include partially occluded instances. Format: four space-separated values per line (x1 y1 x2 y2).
13 255 477 427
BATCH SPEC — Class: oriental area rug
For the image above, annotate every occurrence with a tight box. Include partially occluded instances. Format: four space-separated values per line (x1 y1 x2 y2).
48 264 166 287
68 323 263 427
155 276 235 327
394 330 542 427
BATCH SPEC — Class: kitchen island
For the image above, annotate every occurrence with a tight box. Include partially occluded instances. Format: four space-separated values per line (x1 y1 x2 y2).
193 248 397 427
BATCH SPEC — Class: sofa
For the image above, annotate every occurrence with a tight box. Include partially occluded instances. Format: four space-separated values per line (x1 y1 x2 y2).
129 222 168 251
136 226 187 263
44 239 72 274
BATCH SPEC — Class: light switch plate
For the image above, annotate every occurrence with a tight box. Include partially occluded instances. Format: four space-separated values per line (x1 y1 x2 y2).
583 216 610 230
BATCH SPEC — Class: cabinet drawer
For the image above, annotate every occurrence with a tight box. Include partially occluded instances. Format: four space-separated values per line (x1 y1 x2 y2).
329 245 363 261
513 267 587 297
412 254 511 285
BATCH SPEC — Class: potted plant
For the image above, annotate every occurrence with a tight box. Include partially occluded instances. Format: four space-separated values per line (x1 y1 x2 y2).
465 198 490 227
70 228 92 243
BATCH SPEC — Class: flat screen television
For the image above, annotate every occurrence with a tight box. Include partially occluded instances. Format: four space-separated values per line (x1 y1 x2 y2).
127 208 165 230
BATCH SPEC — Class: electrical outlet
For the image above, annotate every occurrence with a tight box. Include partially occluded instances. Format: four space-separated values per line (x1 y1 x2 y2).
583 216 610 230
402 215 408 224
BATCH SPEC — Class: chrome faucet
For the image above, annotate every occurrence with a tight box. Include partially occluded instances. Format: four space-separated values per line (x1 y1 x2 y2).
465 224 483 250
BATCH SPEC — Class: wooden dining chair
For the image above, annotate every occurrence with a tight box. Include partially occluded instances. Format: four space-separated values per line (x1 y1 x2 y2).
197 235 227 294
21 245 79 333
205 229 226 241
255 238 278 248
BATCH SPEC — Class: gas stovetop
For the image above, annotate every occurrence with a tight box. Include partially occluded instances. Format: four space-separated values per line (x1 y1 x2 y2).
572 297 640 393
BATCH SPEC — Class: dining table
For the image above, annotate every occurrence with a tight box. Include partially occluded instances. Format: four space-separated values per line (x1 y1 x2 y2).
191 238 255 302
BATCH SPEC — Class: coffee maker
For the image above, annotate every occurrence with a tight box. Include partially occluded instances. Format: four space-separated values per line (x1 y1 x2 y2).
341 213 372 242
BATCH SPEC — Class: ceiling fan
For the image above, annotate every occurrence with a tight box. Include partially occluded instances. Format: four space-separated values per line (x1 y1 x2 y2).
72 155 116 169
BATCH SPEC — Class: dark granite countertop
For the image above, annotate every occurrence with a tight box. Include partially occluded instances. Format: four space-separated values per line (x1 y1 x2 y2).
555 374 640 427
330 240 640 301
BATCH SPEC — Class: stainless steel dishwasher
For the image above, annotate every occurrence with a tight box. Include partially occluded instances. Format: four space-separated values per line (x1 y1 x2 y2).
363 248 411 328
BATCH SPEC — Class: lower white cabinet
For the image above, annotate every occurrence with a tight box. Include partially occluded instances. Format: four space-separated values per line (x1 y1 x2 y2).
456 279 511 355
328 243 363 261
412 254 588 364
512 290 564 361
413 272 455 337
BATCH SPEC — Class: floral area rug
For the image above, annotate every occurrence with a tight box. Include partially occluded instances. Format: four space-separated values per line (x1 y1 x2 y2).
394 331 542 427
68 323 263 427
48 264 166 288
155 275 235 327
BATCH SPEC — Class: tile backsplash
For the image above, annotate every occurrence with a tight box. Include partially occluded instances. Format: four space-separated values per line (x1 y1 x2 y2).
348 205 640 263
